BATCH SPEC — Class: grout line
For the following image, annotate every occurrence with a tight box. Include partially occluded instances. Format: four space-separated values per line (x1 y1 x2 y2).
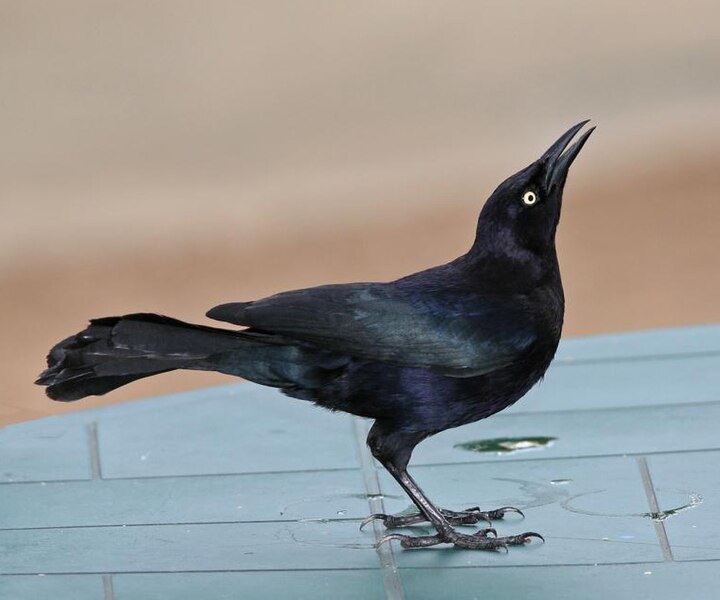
411 446 720 467
352 418 405 600
5 558 720 576
0 518 363 532
636 456 674 561
86 422 103 480
3 446 719 487
3 445 720 487
102 574 114 600
0 478 92 486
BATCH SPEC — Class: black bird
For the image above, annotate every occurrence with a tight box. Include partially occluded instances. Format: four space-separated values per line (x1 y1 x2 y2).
37 121 594 550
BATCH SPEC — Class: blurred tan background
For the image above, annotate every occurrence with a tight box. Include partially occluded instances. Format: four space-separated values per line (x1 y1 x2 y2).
2 1 719 427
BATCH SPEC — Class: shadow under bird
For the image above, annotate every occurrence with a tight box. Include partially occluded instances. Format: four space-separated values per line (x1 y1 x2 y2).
37 121 594 550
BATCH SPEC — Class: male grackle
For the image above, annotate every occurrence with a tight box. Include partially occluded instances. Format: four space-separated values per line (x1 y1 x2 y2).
37 121 594 550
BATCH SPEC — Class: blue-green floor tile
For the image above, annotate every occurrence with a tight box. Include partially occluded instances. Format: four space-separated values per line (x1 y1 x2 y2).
645 451 720 561
0 469 368 529
113 571 385 600
96 386 358 478
510 353 720 413
399 561 720 600
0 575 103 600
412 402 720 466
0 521 379 574
379 456 662 567
555 324 720 362
0 419 92 483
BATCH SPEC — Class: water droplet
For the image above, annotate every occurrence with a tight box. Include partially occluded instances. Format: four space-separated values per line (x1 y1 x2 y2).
550 479 571 485
140 455 147 461
643 492 703 521
337 510 346 516
644 571 652 576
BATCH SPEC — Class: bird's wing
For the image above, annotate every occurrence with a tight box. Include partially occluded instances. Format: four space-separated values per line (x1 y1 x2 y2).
206 282 536 377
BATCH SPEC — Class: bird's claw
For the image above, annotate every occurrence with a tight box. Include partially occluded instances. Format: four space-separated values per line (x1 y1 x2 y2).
359 513 384 531
377 528 541 550
517 531 544 544
483 506 525 520
360 505 524 530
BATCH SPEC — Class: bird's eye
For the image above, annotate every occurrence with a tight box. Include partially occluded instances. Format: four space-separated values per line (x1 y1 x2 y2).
522 191 538 206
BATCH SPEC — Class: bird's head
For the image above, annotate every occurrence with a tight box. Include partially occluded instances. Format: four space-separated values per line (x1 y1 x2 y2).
474 121 594 259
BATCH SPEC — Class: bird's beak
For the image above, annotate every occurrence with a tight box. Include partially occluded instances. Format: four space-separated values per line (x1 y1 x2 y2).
541 121 595 191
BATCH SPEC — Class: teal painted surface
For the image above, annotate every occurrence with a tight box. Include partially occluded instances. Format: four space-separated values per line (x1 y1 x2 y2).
0 575 104 600
554 324 720 361
97 387 359 478
0 522 379 573
413 402 720 465
513 353 720 413
1 324 719 599
400 562 720 600
0 419 92 483
0 470 369 529
113 571 386 600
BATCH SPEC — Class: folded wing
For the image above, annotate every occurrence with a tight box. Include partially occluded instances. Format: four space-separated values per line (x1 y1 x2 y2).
207 282 536 377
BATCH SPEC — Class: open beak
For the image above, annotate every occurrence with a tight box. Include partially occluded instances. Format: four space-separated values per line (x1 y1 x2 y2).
541 121 595 191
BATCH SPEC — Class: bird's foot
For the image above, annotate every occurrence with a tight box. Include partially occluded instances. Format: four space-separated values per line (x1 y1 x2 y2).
378 528 543 550
360 505 523 530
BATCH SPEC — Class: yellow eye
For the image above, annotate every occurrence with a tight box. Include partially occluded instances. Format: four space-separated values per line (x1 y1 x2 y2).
522 191 538 206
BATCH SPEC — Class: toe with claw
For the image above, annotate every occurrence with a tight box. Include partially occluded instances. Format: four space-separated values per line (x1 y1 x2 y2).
360 505 524 530
377 529 544 550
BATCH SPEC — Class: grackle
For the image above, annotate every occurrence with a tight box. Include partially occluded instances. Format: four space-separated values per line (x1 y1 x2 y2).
37 121 594 550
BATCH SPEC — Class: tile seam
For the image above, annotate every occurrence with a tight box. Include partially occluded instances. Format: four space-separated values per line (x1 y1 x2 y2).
636 456 674 561
3 445 718 486
352 417 405 600
10 558 720 576
86 422 102 480
102 574 114 600
0 517 364 532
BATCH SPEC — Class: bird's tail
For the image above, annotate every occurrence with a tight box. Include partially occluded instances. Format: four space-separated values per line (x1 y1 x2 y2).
36 313 346 401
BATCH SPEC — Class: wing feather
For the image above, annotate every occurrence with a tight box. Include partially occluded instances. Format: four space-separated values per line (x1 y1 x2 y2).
207 282 536 377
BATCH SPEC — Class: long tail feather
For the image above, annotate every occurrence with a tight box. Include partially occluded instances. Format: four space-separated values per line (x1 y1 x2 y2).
36 313 347 401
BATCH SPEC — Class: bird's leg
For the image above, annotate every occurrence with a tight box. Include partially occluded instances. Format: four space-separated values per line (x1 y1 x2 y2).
374 462 542 550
